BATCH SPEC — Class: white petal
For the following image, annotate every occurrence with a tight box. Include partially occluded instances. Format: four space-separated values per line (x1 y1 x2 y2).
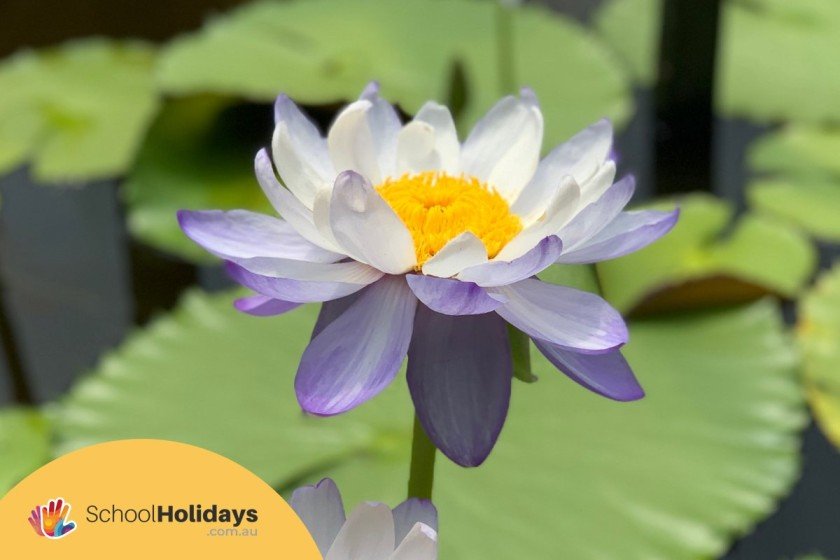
421 232 487 278
578 160 618 208
325 503 395 560
397 102 460 174
511 119 612 221
329 171 416 274
254 149 342 253
496 177 580 261
290 479 346 557
272 95 335 209
233 257 384 283
390 523 438 560
460 89 543 202
328 85 401 184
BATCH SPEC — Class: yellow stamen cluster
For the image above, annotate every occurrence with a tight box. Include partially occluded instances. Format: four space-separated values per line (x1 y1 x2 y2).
376 171 522 268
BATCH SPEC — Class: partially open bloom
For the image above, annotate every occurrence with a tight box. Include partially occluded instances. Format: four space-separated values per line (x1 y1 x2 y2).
291 479 438 560
179 83 678 467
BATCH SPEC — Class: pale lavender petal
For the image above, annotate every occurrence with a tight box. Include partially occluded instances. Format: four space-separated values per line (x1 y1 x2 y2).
405 275 505 316
296 276 417 415
457 236 563 287
226 262 376 303
178 209 341 264
392 499 438 546
290 478 346 556
556 208 679 264
533 340 644 401
557 174 635 251
491 278 628 353
407 306 512 467
234 294 302 317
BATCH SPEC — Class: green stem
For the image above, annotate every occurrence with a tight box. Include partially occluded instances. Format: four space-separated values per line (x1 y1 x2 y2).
507 323 537 383
407 414 437 500
495 1 516 95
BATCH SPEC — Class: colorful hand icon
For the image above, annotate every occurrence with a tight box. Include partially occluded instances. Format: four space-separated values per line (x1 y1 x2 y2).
28 507 45 537
39 498 76 539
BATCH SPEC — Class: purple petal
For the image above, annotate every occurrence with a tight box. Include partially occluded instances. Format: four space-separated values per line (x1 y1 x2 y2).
296 276 417 415
556 208 679 264
178 209 341 263
312 292 363 339
234 294 302 317
407 306 512 467
226 262 376 303
558 174 635 250
290 478 346 556
405 275 505 316
533 340 644 401
457 236 563 287
491 278 628 354
392 499 438 547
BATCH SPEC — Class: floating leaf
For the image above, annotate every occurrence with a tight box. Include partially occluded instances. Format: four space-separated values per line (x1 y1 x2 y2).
593 0 659 86
157 0 631 146
55 289 804 558
0 408 51 496
799 265 840 450
747 126 840 241
124 96 274 262
0 39 159 183
595 0 840 123
597 194 816 315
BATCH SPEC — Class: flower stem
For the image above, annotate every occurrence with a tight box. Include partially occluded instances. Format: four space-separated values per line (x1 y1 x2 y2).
507 324 537 383
495 1 516 95
407 413 437 500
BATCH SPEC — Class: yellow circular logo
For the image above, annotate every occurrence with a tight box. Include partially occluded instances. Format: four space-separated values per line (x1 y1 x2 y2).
0 439 321 558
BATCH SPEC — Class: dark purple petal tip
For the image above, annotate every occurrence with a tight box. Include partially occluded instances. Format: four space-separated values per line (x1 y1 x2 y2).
534 340 644 401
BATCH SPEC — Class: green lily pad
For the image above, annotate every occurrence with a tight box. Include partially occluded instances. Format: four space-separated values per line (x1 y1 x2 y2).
596 193 816 315
595 0 840 123
799 265 840 449
593 0 660 86
55 288 804 558
157 0 631 146
0 408 51 496
0 38 159 183
747 126 840 241
750 125 840 180
124 96 274 263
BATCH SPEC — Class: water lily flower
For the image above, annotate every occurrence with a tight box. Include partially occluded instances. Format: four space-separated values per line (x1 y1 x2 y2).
179 83 678 467
291 478 438 560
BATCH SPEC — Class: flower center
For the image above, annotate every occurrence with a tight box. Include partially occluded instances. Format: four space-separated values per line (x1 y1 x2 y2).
376 171 522 267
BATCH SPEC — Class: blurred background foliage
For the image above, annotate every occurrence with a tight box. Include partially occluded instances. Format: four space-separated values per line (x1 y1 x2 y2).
1 0 840 558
